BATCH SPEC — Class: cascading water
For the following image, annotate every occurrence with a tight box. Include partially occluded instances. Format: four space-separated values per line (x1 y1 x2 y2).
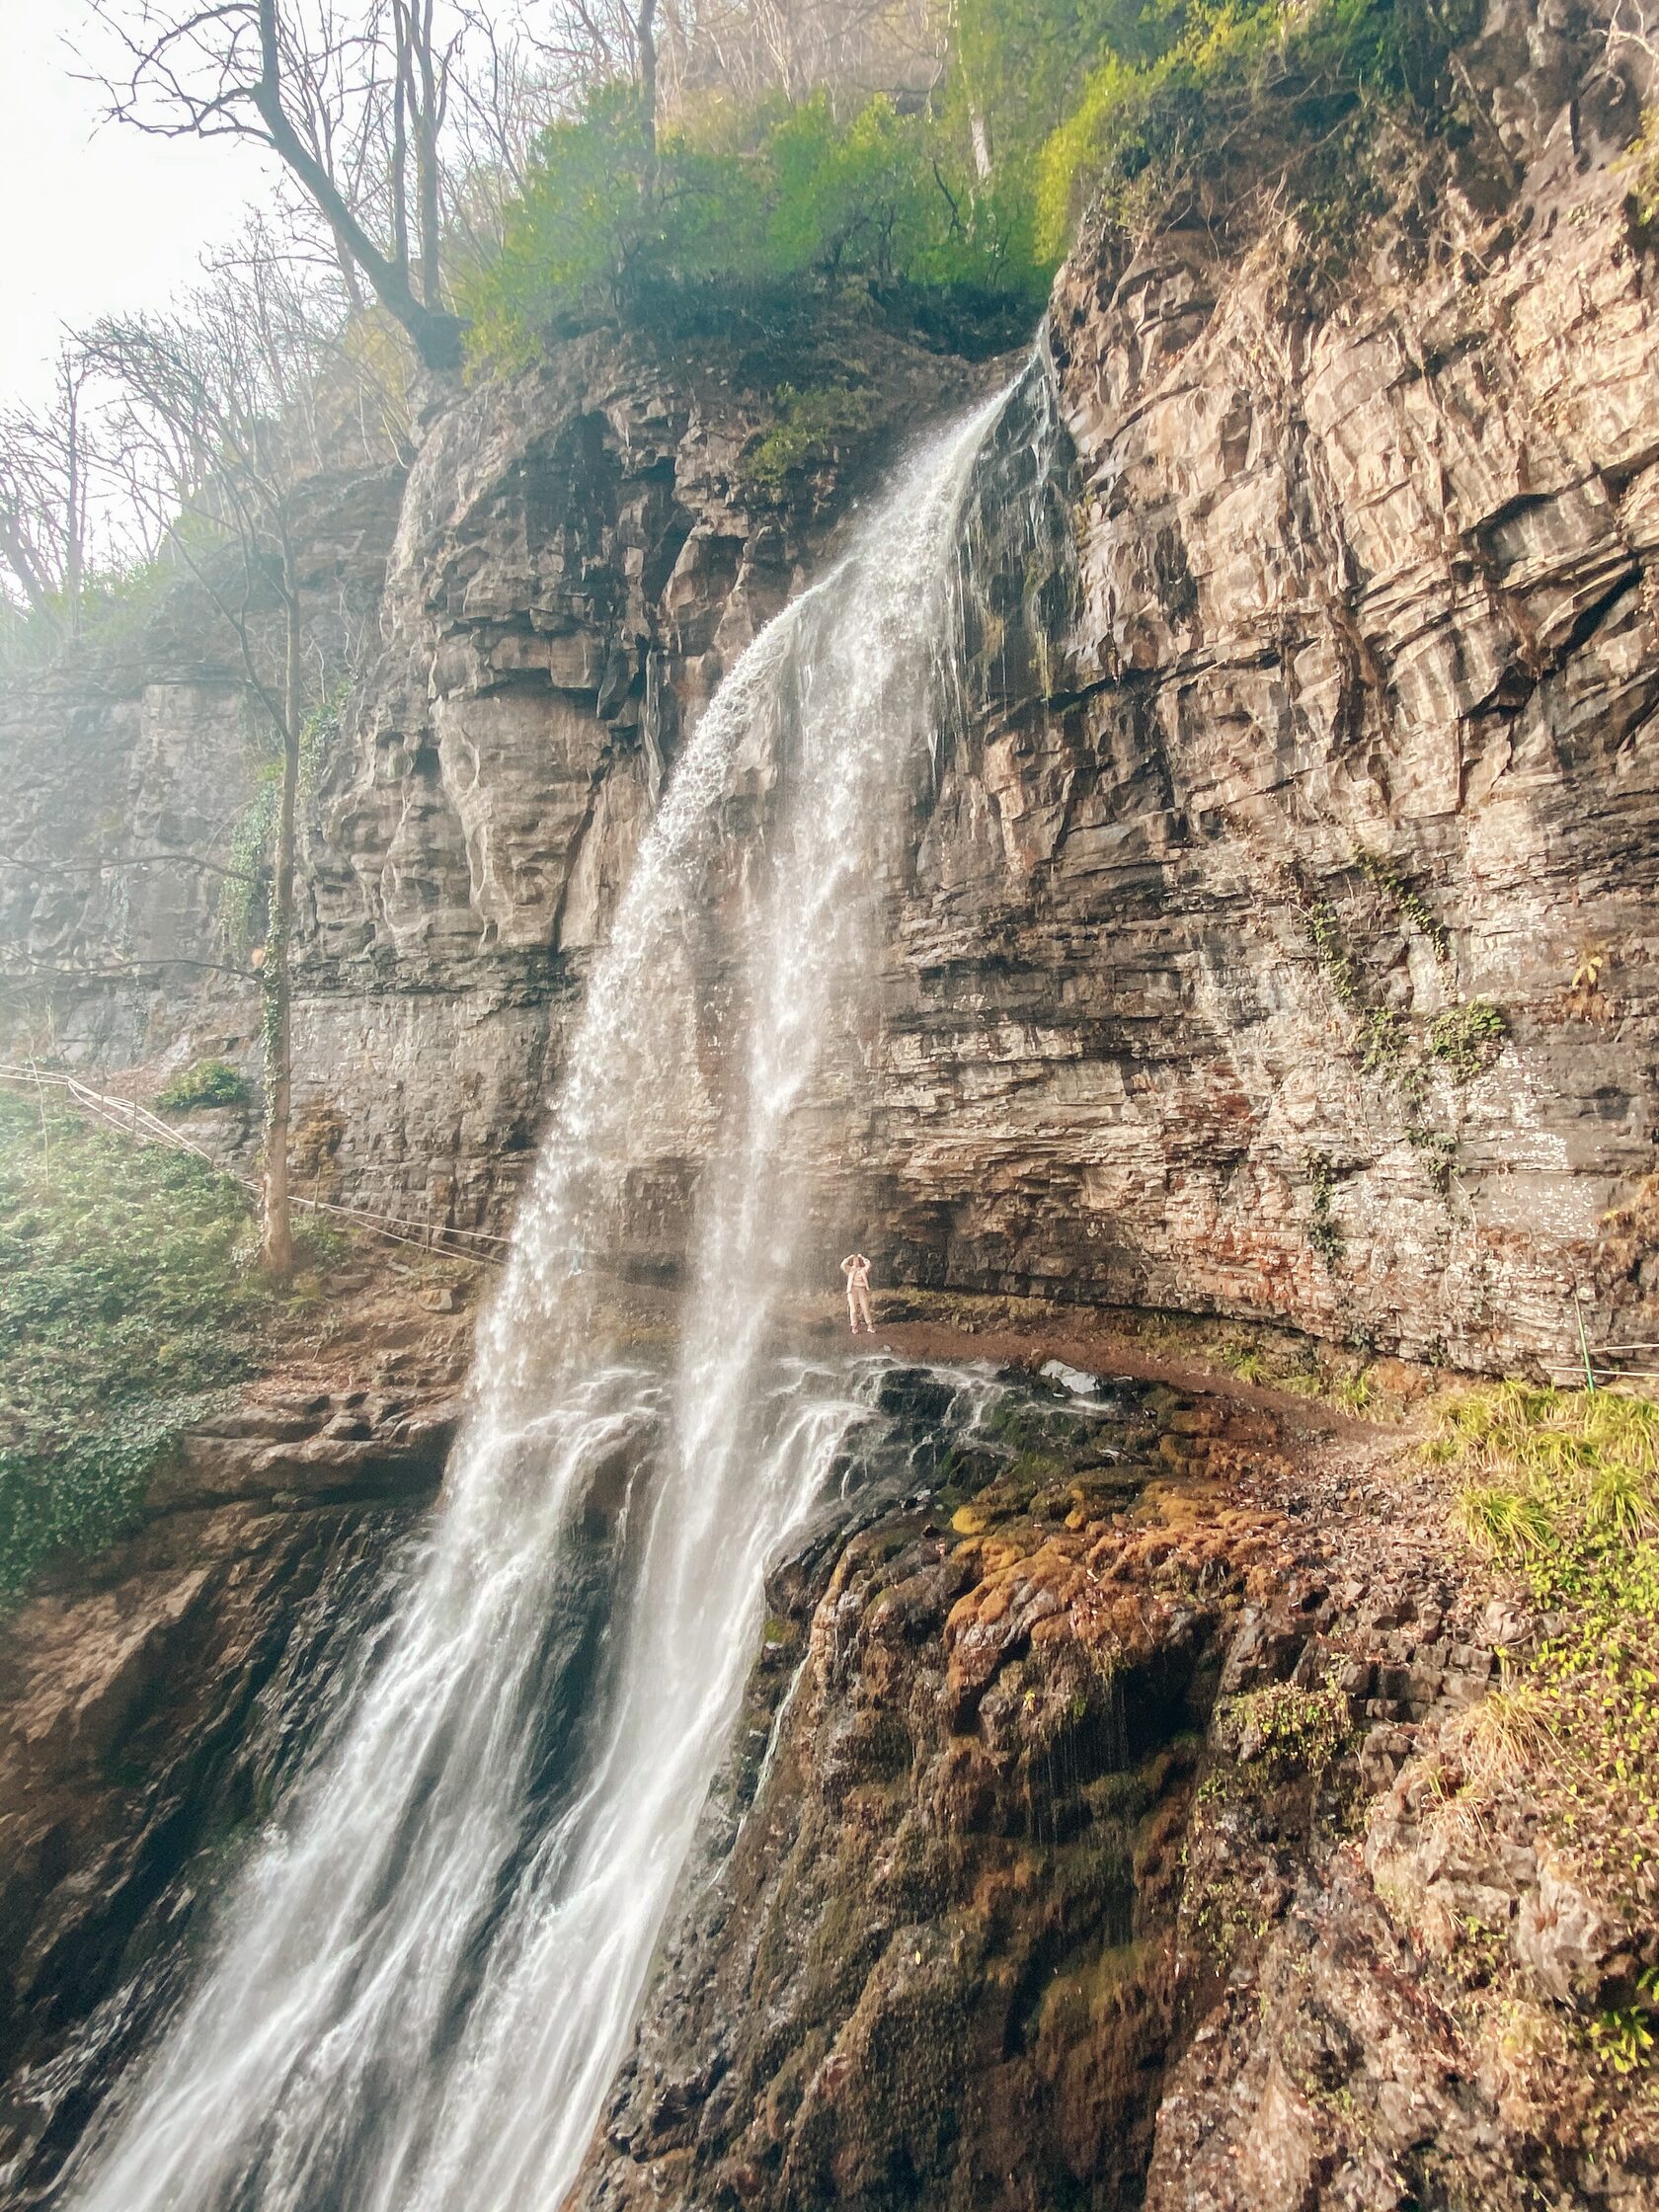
59 372 1029 2212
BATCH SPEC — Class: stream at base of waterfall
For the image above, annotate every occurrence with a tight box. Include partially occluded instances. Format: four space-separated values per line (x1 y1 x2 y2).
60 367 1048 2212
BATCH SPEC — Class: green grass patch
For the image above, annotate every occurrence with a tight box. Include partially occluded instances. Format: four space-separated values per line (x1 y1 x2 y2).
0 1092 269 1609
1431 1382 1659 1906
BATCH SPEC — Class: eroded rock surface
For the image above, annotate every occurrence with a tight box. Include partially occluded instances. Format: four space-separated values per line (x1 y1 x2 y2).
574 1360 1658 2212
0 1379 454 2203
0 14 1652 1380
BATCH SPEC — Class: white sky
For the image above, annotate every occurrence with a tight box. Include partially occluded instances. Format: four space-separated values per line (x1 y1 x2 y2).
0 2 274 414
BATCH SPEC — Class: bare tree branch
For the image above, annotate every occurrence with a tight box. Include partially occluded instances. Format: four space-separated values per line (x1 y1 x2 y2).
89 0 467 370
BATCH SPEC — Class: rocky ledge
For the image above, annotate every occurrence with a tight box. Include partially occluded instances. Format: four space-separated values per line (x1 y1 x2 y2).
573 1342 1657 2211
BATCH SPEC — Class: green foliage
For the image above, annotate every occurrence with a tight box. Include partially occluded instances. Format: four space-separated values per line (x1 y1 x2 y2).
743 383 876 489
1222 1342 1269 1384
1353 846 1452 964
219 770 276 954
1355 1005 1404 1072
218 694 341 957
1306 1149 1344 1269
1627 108 1659 228
1289 858 1489 1198
0 1093 266 1608
1223 1682 1354 1778
155 1058 250 1113
1301 897 1363 1011
462 85 1050 373
0 552 176 684
1590 1974 1659 2075
951 0 1170 172
1427 999 1507 1082
1406 1123 1460 1197
1031 0 1480 263
1430 1382 1659 1902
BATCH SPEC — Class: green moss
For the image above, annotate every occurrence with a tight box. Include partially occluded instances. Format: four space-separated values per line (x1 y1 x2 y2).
742 383 875 490
155 1059 250 1113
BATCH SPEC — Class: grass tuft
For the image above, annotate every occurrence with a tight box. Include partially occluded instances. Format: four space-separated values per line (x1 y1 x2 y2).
1430 1381 1659 1911
1456 1485 1554 1561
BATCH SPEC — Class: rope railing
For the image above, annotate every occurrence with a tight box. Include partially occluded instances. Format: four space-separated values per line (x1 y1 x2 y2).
0 1062 510 1270
1538 1336 1659 1388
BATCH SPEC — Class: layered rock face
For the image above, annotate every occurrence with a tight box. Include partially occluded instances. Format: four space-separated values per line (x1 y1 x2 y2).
277 0 1659 1373
874 1 1659 1374
0 467 402 1092
4 3 1656 1374
292 326 991 1238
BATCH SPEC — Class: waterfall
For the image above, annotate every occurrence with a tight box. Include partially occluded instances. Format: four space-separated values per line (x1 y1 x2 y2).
60 374 1021 2212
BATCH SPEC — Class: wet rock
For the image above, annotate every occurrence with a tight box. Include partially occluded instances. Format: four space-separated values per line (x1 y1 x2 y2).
0 1382 449 2201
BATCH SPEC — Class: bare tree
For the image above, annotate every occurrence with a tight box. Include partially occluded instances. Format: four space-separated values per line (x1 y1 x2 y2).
84 299 331 1276
0 352 96 634
652 0 944 108
90 1 468 371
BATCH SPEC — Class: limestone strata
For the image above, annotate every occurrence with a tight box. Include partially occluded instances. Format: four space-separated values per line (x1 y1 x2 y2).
4 6 1658 1371
870 7 1659 1373
292 325 990 1237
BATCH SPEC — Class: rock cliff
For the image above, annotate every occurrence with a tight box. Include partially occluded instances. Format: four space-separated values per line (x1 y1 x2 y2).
569 1337 1657 2212
2 8 1659 2199
0 1323 461 2203
6 5 1656 1377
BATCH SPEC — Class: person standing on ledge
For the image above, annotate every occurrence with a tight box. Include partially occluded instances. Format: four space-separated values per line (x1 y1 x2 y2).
841 1250 874 1335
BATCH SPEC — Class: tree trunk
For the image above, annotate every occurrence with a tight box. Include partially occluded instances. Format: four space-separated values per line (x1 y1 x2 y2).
970 110 993 183
252 0 463 373
636 0 660 178
63 366 84 635
414 0 444 310
260 569 300 1280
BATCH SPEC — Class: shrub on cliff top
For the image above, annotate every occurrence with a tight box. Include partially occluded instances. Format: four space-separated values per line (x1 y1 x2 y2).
0 1092 265 1609
1033 0 1484 263
156 1058 251 1113
460 87 1050 374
